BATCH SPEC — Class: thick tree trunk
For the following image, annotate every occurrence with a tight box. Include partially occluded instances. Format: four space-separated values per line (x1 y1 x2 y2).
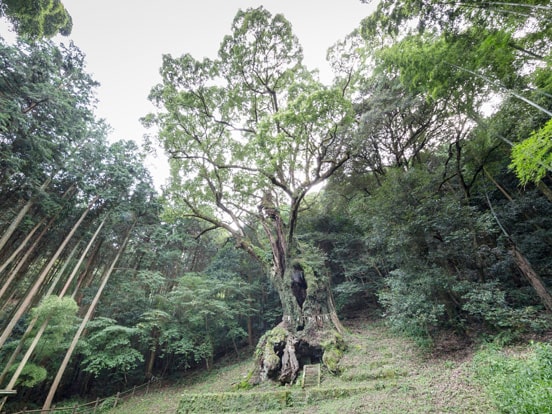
273 265 342 336
251 194 345 385
250 261 344 385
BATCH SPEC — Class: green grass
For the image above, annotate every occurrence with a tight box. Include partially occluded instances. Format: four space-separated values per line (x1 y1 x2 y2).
106 318 496 414
473 342 552 414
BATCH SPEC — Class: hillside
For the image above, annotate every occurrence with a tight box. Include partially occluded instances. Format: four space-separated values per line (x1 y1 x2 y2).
2 3 551 412
106 316 496 414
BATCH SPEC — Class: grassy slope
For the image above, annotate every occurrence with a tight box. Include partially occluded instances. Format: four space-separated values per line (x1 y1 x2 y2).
107 317 496 414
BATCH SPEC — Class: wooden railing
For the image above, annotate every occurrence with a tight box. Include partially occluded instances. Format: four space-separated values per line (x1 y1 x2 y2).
8 378 161 414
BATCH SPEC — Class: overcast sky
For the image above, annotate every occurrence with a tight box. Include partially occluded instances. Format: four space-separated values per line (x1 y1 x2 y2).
2 0 376 187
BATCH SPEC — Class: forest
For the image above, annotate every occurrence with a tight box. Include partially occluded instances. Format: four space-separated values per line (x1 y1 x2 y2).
0 0 551 412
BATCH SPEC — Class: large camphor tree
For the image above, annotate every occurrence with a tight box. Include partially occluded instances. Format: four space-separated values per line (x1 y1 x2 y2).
145 7 356 383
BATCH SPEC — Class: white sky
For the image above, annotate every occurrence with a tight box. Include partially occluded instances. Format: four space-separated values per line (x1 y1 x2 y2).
1 0 376 188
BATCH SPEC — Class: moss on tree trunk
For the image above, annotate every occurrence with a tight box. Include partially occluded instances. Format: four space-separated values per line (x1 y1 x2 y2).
250 261 345 385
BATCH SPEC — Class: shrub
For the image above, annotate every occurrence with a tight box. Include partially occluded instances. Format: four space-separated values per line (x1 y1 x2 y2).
473 342 552 413
378 268 446 346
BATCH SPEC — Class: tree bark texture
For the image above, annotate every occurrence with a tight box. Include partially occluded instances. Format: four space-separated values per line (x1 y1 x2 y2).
511 245 552 312
250 254 343 385
252 193 345 384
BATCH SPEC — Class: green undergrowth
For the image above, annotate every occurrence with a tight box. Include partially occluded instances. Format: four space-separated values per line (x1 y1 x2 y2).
473 341 552 413
178 386 370 413
106 318 496 414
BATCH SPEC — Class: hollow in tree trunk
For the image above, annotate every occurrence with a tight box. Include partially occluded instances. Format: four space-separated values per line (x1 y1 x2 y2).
249 199 345 385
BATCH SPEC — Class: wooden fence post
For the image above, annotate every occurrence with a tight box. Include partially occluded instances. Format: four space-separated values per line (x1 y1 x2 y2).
113 392 120 408
10 379 161 414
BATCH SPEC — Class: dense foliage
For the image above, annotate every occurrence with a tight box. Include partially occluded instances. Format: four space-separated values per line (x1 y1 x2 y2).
0 0 551 411
0 0 72 38
0 35 274 411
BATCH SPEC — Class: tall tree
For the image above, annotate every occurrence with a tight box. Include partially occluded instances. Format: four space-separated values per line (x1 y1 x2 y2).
42 217 136 411
360 0 552 192
0 195 98 349
0 37 99 296
145 7 355 383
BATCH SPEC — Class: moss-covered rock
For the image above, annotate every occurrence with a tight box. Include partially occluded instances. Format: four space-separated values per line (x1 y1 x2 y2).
323 347 344 374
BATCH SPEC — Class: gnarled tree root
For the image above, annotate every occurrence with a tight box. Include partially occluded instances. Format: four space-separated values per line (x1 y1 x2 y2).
249 323 345 385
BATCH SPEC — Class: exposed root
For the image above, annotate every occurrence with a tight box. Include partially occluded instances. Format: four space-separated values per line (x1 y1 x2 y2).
279 335 300 383
250 325 344 385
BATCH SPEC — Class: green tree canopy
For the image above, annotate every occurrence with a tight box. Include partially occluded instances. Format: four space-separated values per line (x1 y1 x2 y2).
145 6 356 384
1 0 72 38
